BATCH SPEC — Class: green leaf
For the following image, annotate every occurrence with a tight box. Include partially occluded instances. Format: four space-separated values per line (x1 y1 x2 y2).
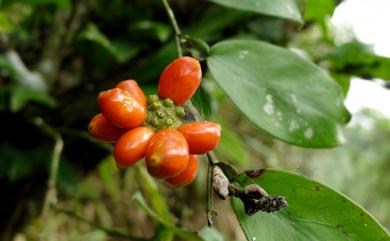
135 165 172 223
132 43 177 83
0 12 16 32
216 120 249 165
132 191 203 241
208 0 303 23
132 191 163 223
1 0 70 8
198 227 225 241
328 40 390 81
232 169 390 241
129 20 172 42
181 35 210 60
305 0 335 21
111 40 141 63
0 55 17 77
79 23 139 63
10 84 56 112
0 143 50 182
192 85 212 120
98 155 121 202
84 230 107 241
0 86 7 112
2 148 34 181
207 40 350 147
190 8 253 40
79 23 114 54
57 159 78 194
153 225 175 241
332 73 350 97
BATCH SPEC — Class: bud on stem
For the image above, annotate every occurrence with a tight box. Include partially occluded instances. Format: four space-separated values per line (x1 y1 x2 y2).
212 165 229 200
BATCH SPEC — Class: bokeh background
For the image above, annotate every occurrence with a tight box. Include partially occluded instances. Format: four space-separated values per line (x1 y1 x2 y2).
1 0 389 240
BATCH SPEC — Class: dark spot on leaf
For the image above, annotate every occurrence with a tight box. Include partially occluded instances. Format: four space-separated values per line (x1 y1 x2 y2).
245 169 266 178
371 61 380 68
315 186 321 191
336 224 348 235
360 212 364 217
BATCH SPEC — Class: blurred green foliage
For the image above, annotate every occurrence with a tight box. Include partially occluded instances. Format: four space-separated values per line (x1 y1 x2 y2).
1 0 390 240
329 40 390 80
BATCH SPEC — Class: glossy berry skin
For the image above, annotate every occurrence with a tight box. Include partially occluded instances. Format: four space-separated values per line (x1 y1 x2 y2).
114 127 154 169
88 113 125 142
178 121 221 154
98 88 147 129
158 57 202 105
166 155 199 187
145 129 189 179
116 80 147 106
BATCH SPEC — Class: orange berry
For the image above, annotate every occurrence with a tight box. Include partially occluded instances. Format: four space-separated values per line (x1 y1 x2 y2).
145 129 189 179
88 113 126 142
98 88 147 129
158 57 202 105
116 80 147 106
166 155 199 187
178 121 221 154
114 127 154 169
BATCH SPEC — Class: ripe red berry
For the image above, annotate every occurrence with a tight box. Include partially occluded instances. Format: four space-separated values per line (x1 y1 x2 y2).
116 80 147 106
114 127 154 169
178 121 221 154
145 129 189 179
88 113 126 142
166 155 199 187
158 57 202 105
98 88 147 129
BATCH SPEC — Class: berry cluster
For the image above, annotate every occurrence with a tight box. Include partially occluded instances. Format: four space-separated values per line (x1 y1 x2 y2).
88 57 221 187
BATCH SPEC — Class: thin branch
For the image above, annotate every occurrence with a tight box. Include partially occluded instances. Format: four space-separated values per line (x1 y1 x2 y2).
161 0 183 57
206 152 219 165
206 163 215 227
183 93 220 227
53 206 149 241
34 117 64 218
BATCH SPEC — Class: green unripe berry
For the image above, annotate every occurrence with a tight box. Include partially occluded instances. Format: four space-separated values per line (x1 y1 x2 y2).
163 98 174 107
151 118 159 127
148 94 159 104
157 110 166 118
175 106 185 118
166 118 174 125
151 101 161 110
